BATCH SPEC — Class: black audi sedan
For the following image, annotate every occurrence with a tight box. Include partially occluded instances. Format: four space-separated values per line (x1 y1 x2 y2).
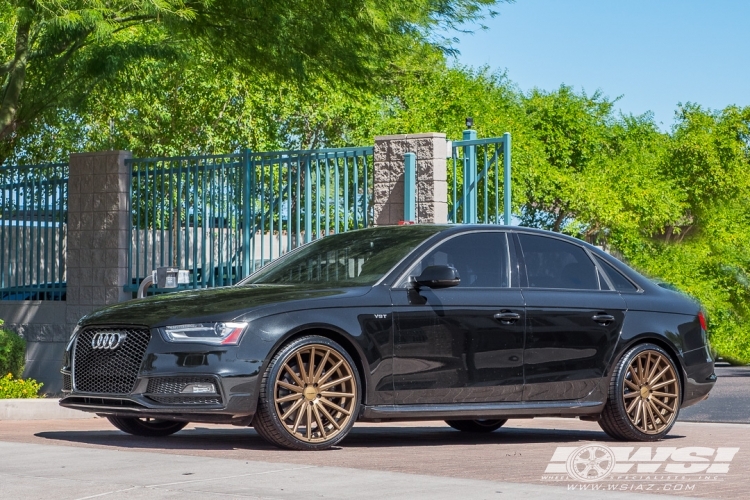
60 225 716 450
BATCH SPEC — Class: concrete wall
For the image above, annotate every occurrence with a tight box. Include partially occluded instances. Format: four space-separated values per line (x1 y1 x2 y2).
0 301 68 394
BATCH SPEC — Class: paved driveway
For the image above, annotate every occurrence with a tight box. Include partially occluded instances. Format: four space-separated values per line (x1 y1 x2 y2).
1 365 745 499
679 365 750 423
1 417 748 500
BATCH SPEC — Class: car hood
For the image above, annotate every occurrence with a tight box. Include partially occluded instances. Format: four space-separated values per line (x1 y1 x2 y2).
79 284 371 328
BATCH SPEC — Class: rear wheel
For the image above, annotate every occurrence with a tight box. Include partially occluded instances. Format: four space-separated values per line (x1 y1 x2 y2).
107 416 187 437
445 419 507 433
599 343 681 441
253 336 361 450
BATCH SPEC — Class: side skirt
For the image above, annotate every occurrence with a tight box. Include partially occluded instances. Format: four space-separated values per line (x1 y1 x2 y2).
359 400 604 422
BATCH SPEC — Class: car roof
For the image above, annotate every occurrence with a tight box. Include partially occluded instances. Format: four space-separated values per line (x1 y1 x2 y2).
356 224 656 289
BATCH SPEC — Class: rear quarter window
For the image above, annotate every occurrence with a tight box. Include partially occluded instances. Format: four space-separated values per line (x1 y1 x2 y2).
595 256 639 292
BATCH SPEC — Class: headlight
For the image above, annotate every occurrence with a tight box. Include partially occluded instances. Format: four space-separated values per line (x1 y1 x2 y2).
161 322 248 345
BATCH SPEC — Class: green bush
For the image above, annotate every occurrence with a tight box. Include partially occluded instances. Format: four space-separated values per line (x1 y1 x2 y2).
0 320 26 378
0 373 43 398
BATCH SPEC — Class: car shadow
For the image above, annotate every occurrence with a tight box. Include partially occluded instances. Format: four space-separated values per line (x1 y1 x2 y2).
34 423 685 452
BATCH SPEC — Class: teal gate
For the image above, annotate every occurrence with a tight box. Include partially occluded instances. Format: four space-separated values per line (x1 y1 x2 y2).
448 131 511 225
127 147 373 293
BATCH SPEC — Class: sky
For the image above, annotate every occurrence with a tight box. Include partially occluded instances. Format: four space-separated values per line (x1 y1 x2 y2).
450 0 750 130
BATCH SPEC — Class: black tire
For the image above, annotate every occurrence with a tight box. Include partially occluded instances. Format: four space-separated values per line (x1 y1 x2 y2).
253 335 362 450
445 419 507 433
598 343 681 441
107 416 187 437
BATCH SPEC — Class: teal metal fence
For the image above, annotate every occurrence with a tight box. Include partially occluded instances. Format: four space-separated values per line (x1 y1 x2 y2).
0 163 68 300
449 131 511 225
127 146 374 293
0 134 506 300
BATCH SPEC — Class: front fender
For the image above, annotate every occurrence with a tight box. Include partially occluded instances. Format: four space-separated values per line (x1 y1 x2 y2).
236 303 394 415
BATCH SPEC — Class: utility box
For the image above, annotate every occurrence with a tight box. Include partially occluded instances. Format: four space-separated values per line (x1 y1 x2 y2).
153 267 190 289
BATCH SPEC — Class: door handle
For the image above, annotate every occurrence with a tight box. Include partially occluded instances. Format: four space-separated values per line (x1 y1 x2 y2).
494 311 521 323
592 314 615 325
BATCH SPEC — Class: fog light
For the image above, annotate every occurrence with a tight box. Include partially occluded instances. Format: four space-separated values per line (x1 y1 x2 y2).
181 383 216 394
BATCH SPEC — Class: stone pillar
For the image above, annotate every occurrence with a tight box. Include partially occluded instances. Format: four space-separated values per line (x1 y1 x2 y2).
373 133 448 225
66 151 132 328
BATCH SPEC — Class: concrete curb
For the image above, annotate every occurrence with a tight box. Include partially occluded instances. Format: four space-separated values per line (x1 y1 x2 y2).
0 399 95 420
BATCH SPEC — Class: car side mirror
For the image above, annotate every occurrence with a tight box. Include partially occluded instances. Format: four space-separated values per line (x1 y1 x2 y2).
412 265 460 289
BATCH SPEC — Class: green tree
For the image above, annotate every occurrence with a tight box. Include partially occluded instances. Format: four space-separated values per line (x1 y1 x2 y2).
633 105 750 363
0 0 500 163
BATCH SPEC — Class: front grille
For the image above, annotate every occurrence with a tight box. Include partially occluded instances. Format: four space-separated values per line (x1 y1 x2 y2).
62 373 72 392
148 395 222 405
147 377 217 394
73 327 151 394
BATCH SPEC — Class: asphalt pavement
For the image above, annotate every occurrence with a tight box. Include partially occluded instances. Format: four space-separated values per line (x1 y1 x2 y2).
2 417 749 500
679 365 750 423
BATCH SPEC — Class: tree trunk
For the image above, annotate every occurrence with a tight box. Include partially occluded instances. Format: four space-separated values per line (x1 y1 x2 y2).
0 20 32 141
552 207 566 232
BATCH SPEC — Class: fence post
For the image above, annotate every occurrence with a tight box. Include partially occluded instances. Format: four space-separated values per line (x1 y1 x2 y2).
304 156 312 243
403 152 416 222
503 132 512 225
373 133 448 225
242 148 252 278
462 129 477 224
66 151 132 329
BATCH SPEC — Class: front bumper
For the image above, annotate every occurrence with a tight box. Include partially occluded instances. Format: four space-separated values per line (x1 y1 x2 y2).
60 324 267 425
60 371 257 425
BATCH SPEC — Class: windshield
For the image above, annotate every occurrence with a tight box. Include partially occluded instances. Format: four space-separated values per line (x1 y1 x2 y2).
243 226 444 286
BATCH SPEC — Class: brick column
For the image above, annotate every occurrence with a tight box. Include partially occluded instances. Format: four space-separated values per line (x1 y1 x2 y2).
66 151 132 327
373 133 448 225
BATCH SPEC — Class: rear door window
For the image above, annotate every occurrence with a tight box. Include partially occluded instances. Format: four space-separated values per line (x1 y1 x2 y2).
517 234 599 290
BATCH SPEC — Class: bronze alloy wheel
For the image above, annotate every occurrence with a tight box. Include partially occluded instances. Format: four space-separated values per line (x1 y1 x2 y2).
254 336 361 450
273 343 358 443
623 350 679 434
599 343 682 441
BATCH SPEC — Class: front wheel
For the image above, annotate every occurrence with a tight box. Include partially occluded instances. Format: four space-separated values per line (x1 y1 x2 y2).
598 343 681 441
253 336 361 450
107 416 187 437
445 419 507 433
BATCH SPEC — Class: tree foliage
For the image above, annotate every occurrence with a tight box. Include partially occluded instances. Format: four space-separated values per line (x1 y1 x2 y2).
0 319 26 378
0 0 499 162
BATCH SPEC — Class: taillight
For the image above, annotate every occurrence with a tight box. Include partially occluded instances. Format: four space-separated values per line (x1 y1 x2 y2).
698 311 707 331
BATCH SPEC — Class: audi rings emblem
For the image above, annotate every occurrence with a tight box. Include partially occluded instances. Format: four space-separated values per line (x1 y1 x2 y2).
91 331 127 350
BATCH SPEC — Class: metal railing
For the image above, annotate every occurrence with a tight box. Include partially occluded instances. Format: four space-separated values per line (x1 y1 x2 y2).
449 131 511 225
0 163 68 300
126 146 374 293
128 153 245 293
